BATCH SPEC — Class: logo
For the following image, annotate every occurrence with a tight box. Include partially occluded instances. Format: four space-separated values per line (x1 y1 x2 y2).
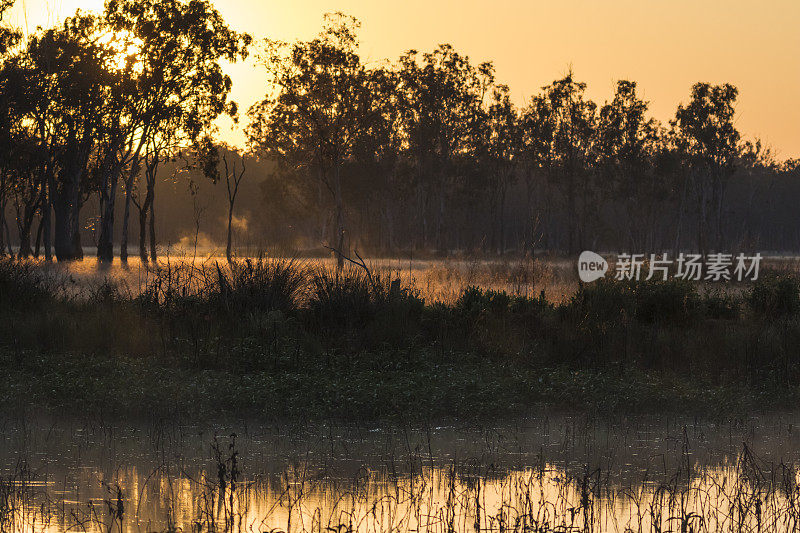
578 251 608 283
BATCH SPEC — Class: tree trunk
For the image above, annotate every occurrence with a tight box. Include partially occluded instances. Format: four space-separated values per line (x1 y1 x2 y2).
97 168 119 262
226 206 234 263
53 201 74 261
0 211 6 258
0 175 6 257
3 216 11 256
52 168 83 261
499 182 507 255
34 217 44 258
43 178 52 261
17 223 32 258
148 201 156 262
566 173 576 255
120 177 133 263
334 164 345 270
138 204 148 263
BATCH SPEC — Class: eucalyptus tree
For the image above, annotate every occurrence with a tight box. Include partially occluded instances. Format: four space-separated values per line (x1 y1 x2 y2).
8 134 46 257
0 1 20 256
595 80 665 251
105 0 250 262
221 147 247 262
397 44 493 251
480 84 521 254
519 94 555 251
247 13 383 268
11 13 121 261
673 82 741 252
346 64 405 252
538 72 597 253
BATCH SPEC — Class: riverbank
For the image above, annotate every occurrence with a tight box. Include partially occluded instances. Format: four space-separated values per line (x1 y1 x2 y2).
1 258 799 422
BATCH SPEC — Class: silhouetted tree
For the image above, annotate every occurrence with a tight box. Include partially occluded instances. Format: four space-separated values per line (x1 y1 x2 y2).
16 14 121 260
248 13 382 268
221 148 247 262
538 72 597 253
0 0 20 257
520 94 555 252
595 80 665 251
397 45 493 251
481 85 521 254
105 0 249 262
673 82 741 252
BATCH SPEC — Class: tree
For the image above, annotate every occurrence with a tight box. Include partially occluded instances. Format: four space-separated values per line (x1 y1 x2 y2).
0 1 21 256
537 72 597 253
105 0 250 263
595 80 665 251
397 45 493 251
673 82 740 253
14 13 121 261
519 94 555 252
247 13 382 268
480 84 521 254
221 148 247 262
348 65 405 253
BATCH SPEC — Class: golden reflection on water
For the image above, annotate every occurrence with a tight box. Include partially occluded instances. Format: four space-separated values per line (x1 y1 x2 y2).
5 416 800 532
5 455 800 532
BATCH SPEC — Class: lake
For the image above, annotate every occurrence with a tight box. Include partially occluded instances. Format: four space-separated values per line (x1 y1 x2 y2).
2 414 800 532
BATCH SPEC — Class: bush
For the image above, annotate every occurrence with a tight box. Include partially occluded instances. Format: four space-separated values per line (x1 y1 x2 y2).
701 290 740 320
562 278 699 324
455 286 551 318
634 279 699 323
308 267 423 328
212 259 306 314
748 274 800 318
456 286 511 316
0 259 68 310
136 259 305 315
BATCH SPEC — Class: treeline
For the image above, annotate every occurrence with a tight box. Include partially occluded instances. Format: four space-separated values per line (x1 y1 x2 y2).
1 5 799 263
247 14 798 260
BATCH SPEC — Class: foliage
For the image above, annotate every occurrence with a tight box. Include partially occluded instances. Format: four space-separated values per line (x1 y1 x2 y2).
747 274 800 318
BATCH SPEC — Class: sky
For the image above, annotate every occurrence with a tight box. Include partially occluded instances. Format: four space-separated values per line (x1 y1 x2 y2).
7 0 800 159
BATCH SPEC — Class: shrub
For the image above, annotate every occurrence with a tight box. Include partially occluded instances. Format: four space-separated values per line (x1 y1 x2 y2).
634 279 699 323
212 259 306 314
747 274 800 318
136 259 305 315
0 259 68 310
455 286 551 318
562 278 699 324
308 267 423 328
456 286 511 316
702 290 740 320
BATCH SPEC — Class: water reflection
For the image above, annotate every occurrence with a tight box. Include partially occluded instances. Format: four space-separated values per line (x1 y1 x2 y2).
3 416 800 532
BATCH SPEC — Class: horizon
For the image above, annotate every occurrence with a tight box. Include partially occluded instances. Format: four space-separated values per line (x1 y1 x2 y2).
7 0 799 159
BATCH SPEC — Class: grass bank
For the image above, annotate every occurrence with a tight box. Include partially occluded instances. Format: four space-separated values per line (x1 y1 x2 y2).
1 258 799 422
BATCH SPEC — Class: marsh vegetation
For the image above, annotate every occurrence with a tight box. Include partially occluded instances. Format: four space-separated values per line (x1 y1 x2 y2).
3 256 800 422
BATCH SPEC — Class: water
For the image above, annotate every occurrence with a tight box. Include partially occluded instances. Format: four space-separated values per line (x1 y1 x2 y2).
3 415 800 532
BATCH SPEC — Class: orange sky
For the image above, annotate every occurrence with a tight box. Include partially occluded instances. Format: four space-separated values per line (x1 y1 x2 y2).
8 0 800 158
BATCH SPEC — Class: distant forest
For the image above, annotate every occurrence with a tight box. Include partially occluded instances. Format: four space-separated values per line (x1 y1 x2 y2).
1 2 799 264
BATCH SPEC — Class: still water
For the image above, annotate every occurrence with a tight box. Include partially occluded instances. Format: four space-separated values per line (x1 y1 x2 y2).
3 415 800 532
